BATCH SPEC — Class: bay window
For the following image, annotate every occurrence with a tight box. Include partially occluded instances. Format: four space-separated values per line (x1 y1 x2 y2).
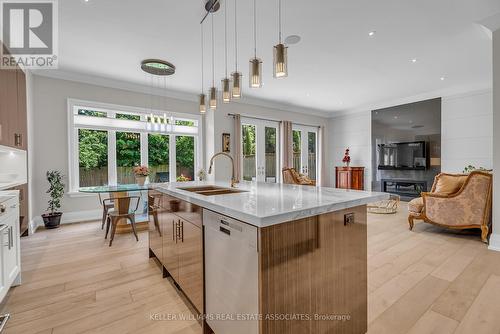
68 99 202 193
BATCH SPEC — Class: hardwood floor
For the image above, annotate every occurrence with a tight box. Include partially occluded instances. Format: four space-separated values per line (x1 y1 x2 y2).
1 204 499 334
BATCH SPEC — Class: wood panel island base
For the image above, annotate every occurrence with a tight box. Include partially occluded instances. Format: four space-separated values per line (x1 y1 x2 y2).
149 181 387 334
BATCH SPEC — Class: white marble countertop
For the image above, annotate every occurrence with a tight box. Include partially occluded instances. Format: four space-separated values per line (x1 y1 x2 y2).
154 181 389 227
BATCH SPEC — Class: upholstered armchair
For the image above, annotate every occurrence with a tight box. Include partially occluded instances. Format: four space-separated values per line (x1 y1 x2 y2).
408 171 493 243
282 168 316 186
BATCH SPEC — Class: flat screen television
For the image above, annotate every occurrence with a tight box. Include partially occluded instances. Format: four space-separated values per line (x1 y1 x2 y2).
378 141 427 170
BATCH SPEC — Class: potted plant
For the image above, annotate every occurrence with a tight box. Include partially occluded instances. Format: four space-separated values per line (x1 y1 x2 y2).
41 170 65 229
342 148 351 167
133 166 150 185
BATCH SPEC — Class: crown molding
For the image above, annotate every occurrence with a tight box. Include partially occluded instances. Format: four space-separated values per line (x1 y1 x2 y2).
32 69 331 119
478 12 500 33
329 83 492 119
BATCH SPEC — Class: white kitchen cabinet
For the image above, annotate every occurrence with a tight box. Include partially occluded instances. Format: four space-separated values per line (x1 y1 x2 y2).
0 193 22 303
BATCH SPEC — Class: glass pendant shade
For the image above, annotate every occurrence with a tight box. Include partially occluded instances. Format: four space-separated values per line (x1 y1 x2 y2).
221 78 231 103
231 72 242 99
273 43 288 78
249 58 263 88
209 87 217 110
199 94 206 113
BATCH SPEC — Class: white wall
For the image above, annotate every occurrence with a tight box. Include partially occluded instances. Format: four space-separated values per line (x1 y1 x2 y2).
441 90 493 173
491 29 500 251
328 111 372 190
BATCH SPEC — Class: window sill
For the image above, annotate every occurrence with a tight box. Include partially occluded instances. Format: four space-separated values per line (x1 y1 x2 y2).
67 191 98 198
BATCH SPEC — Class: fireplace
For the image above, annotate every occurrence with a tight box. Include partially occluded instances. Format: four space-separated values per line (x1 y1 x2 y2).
381 179 427 201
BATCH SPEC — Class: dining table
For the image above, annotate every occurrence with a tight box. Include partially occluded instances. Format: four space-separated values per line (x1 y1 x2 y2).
79 184 155 234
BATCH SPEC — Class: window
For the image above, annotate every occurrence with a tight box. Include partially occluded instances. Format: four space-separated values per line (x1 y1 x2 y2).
68 99 202 192
116 132 141 184
78 129 108 187
148 134 169 183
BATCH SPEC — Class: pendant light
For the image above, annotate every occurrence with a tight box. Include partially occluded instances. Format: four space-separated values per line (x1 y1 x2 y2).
231 0 242 99
199 24 207 113
209 13 217 110
273 0 288 78
221 0 231 103
249 0 262 88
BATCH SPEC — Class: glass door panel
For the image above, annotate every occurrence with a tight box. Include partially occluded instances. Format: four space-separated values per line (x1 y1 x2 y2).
241 120 280 183
242 124 257 181
293 130 301 173
176 136 195 182
264 127 277 183
292 126 318 182
308 132 317 181
148 134 169 183
116 131 141 184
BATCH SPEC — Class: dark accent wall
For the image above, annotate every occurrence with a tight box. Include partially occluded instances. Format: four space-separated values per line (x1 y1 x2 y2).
371 98 441 193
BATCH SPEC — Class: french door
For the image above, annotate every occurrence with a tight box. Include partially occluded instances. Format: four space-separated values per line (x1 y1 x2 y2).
241 119 280 183
292 125 318 182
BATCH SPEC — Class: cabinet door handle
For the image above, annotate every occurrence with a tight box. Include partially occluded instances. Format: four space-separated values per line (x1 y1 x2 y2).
14 133 22 147
9 226 12 250
3 228 10 249
172 220 176 242
180 220 184 242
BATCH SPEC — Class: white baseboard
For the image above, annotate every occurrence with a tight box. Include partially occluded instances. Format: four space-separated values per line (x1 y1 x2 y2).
29 209 101 234
488 233 500 252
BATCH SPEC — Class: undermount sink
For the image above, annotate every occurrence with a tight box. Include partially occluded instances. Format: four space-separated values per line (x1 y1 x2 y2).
177 185 247 196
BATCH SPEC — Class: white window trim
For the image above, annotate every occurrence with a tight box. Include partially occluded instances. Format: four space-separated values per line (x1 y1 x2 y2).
67 98 203 192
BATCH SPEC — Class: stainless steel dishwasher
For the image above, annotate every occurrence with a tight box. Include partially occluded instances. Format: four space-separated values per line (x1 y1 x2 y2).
203 209 259 334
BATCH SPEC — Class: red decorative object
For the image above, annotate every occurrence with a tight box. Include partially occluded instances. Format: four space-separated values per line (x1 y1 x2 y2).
342 148 351 166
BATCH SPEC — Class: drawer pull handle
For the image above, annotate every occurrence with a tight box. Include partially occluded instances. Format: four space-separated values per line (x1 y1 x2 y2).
219 226 231 236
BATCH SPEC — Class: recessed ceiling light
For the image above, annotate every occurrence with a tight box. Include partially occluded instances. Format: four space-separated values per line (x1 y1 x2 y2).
394 116 398 119
440 77 445 81
368 31 376 37
411 58 417 63
284 35 301 45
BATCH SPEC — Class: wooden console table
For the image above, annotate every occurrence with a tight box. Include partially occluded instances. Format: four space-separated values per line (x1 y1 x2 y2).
335 166 365 190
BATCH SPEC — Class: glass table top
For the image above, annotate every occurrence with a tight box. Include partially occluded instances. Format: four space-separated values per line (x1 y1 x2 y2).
79 184 153 193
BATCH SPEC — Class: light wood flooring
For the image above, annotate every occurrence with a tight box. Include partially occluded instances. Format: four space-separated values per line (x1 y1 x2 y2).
1 204 500 334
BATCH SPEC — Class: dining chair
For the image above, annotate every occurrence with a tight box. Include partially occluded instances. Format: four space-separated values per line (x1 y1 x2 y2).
104 196 140 247
148 195 162 237
99 194 115 230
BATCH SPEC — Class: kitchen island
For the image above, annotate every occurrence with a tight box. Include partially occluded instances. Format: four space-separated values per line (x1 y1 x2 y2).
148 181 388 334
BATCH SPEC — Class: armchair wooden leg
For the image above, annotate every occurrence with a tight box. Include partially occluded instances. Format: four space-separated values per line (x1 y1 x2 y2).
408 216 415 231
481 225 489 244
130 216 139 242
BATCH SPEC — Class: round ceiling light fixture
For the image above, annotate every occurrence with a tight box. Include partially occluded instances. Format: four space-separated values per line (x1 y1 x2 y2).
141 59 176 76
284 35 301 45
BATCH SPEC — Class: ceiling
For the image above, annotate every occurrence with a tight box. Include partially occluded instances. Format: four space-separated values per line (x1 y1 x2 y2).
51 0 500 114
